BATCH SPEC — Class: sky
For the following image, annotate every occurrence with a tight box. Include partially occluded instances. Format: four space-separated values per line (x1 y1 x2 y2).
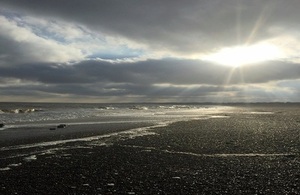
0 0 300 103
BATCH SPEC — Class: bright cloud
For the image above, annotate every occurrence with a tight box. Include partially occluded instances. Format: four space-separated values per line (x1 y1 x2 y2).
0 15 84 64
0 11 147 67
201 42 284 67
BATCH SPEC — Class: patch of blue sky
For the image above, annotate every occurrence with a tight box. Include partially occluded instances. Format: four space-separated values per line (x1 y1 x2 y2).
1 8 145 62
29 23 64 41
0 10 61 42
1 9 89 43
278 79 300 90
14 19 75 43
87 48 144 60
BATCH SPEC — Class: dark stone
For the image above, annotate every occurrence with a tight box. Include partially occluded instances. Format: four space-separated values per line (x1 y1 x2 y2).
0 123 4 128
57 124 67 128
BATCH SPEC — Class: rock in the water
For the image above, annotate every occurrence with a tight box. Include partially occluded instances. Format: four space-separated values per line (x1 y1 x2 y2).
57 124 67 128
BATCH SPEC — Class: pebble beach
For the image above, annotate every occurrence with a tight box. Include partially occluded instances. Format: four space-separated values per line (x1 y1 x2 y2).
0 104 299 194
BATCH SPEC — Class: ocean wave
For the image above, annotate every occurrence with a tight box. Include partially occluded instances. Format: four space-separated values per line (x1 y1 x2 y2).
97 106 117 110
95 104 211 111
0 108 43 114
158 105 200 109
129 106 149 110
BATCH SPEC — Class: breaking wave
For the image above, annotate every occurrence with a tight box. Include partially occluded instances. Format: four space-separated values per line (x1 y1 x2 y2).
0 108 43 114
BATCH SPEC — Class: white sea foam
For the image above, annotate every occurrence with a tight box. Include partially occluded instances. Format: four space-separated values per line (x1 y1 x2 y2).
97 106 116 110
0 108 42 114
119 145 297 158
172 177 181 180
209 115 230 118
24 155 37 162
8 163 22 167
121 145 297 158
0 123 167 152
0 127 9 131
0 167 11 171
122 145 156 150
246 111 274 115
0 102 234 125
162 150 297 158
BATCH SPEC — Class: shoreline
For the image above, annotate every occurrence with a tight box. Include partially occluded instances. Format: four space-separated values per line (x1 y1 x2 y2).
0 121 156 148
1 107 300 194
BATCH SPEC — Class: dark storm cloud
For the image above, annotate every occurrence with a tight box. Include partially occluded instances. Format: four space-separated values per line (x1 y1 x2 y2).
0 82 226 98
236 62 300 83
1 58 300 102
1 58 300 87
0 63 95 84
0 33 27 65
1 0 299 53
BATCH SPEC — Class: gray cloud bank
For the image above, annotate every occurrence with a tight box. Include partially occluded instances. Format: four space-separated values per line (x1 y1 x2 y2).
1 59 300 85
1 58 300 102
1 0 300 102
1 0 299 54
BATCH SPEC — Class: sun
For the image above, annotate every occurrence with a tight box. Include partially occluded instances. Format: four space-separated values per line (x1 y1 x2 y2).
202 42 283 67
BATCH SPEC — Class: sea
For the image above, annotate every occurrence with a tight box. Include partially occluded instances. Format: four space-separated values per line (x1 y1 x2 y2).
1 102 298 161
0 102 235 172
0 102 234 128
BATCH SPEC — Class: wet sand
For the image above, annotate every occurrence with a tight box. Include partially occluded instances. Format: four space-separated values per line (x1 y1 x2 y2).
0 122 155 147
0 106 300 194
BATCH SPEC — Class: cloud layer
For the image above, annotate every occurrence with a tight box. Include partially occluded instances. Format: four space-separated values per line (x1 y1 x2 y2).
0 0 300 102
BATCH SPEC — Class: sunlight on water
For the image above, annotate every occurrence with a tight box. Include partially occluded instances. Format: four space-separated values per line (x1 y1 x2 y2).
0 103 233 125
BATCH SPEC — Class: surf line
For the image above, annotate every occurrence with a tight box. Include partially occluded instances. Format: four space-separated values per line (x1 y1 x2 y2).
120 145 297 158
163 150 297 158
0 122 169 151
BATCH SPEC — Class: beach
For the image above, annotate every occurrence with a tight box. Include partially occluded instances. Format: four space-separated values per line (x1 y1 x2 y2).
0 104 299 194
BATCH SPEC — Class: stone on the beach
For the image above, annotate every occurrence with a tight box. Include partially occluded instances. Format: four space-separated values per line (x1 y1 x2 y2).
57 124 67 128
0 123 4 128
